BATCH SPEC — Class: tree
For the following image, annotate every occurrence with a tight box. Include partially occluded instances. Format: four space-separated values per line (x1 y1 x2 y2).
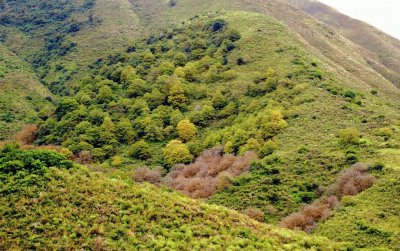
257 110 287 139
163 140 193 166
129 140 151 160
55 98 79 120
97 86 114 104
120 65 137 86
158 61 175 76
168 83 187 108
116 118 136 144
99 116 117 145
127 78 147 97
177 119 197 142
211 90 227 109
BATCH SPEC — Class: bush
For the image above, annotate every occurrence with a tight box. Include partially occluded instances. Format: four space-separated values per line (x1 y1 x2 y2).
14 124 38 145
133 167 165 185
281 163 375 232
280 196 339 232
163 140 193 166
166 148 257 198
243 207 265 222
338 128 360 145
328 163 376 199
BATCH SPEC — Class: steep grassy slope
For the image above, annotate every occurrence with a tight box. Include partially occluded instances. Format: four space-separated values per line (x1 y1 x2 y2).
286 0 400 87
0 145 349 250
0 44 52 139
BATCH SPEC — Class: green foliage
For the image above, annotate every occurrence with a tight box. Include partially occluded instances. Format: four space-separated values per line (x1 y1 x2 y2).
338 128 360 145
129 140 152 160
163 140 193 166
36 18 245 162
177 119 197 142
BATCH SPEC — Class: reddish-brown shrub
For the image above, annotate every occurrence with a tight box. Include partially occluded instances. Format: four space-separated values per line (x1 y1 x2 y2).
329 163 376 199
14 124 38 144
166 148 257 198
133 167 165 185
281 163 375 232
243 207 265 222
280 196 338 232
74 151 93 164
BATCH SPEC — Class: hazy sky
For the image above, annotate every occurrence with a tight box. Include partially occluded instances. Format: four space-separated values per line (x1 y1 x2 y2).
318 0 400 39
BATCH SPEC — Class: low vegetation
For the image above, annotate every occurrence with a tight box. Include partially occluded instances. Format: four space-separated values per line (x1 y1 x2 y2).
0 145 350 250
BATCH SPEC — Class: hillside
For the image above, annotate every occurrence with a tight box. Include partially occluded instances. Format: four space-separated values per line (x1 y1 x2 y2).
1 0 400 250
0 43 52 140
286 0 400 88
0 145 349 250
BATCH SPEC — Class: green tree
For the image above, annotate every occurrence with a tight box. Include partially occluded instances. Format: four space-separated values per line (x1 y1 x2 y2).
55 98 79 120
100 116 117 145
116 118 136 144
120 65 137 86
177 119 197 142
212 90 227 109
97 86 115 104
129 140 152 160
168 83 187 108
163 140 193 166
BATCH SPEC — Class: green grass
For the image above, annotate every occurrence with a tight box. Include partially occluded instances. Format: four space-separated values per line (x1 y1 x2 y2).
0 146 350 250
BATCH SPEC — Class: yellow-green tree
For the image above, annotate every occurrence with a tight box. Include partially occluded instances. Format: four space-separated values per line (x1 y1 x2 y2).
177 119 197 142
163 140 193 166
168 83 187 108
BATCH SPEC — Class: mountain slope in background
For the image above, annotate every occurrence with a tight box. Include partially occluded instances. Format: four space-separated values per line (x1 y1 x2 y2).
286 0 400 88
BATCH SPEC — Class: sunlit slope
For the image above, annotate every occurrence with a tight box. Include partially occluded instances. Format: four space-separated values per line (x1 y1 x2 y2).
286 0 400 88
0 44 51 139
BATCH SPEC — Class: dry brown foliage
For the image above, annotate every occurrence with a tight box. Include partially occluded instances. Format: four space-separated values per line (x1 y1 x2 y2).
328 163 376 199
280 196 339 232
133 167 165 185
281 163 375 232
166 148 257 198
14 124 38 144
243 207 265 222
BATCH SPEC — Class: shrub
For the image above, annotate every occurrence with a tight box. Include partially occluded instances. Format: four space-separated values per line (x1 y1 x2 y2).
133 167 165 185
163 140 193 166
338 128 360 145
328 163 376 199
166 148 257 198
243 207 265 222
177 119 197 142
281 163 375 232
344 90 356 99
14 124 38 145
280 196 339 232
